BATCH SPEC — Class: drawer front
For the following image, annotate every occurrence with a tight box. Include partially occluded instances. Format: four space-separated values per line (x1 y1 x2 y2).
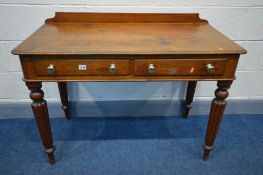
134 59 227 76
33 59 130 76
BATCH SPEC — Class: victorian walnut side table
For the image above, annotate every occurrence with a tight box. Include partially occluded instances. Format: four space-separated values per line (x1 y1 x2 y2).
12 12 246 165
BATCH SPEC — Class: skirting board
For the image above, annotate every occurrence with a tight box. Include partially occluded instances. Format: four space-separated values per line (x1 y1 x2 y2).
0 99 263 119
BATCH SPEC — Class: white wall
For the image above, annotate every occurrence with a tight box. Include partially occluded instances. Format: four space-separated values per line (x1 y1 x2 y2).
0 1 262 102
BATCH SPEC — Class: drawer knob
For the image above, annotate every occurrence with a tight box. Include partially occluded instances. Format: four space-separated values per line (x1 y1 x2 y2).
109 64 117 74
206 64 215 73
148 64 155 74
47 64 55 74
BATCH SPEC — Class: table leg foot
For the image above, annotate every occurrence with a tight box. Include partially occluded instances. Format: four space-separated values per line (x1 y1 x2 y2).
184 105 191 119
202 144 213 161
61 105 70 120
45 147 56 165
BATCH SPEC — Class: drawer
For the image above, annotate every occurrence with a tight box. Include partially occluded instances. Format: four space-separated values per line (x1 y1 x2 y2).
134 59 227 76
33 59 130 76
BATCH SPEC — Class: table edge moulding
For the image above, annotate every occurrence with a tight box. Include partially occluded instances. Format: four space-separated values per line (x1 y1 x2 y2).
12 12 247 165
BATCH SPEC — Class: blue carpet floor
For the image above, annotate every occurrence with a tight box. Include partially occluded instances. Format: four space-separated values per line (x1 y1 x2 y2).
0 114 263 175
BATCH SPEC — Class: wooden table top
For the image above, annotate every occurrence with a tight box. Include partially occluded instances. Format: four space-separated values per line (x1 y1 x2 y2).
12 12 246 56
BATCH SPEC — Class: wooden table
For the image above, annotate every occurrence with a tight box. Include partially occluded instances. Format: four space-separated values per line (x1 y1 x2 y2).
12 12 246 165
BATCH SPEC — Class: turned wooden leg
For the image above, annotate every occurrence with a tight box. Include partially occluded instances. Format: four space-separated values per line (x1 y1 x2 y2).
184 81 197 118
57 82 70 119
203 80 232 160
26 82 56 165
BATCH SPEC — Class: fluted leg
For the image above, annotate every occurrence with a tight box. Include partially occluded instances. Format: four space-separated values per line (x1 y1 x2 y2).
26 82 56 165
58 82 70 119
203 80 232 160
184 81 197 118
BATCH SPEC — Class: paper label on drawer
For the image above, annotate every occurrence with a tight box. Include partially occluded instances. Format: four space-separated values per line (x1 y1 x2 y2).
78 65 87 70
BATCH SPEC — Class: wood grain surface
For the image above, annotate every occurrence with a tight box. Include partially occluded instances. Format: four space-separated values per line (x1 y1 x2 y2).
12 13 246 55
